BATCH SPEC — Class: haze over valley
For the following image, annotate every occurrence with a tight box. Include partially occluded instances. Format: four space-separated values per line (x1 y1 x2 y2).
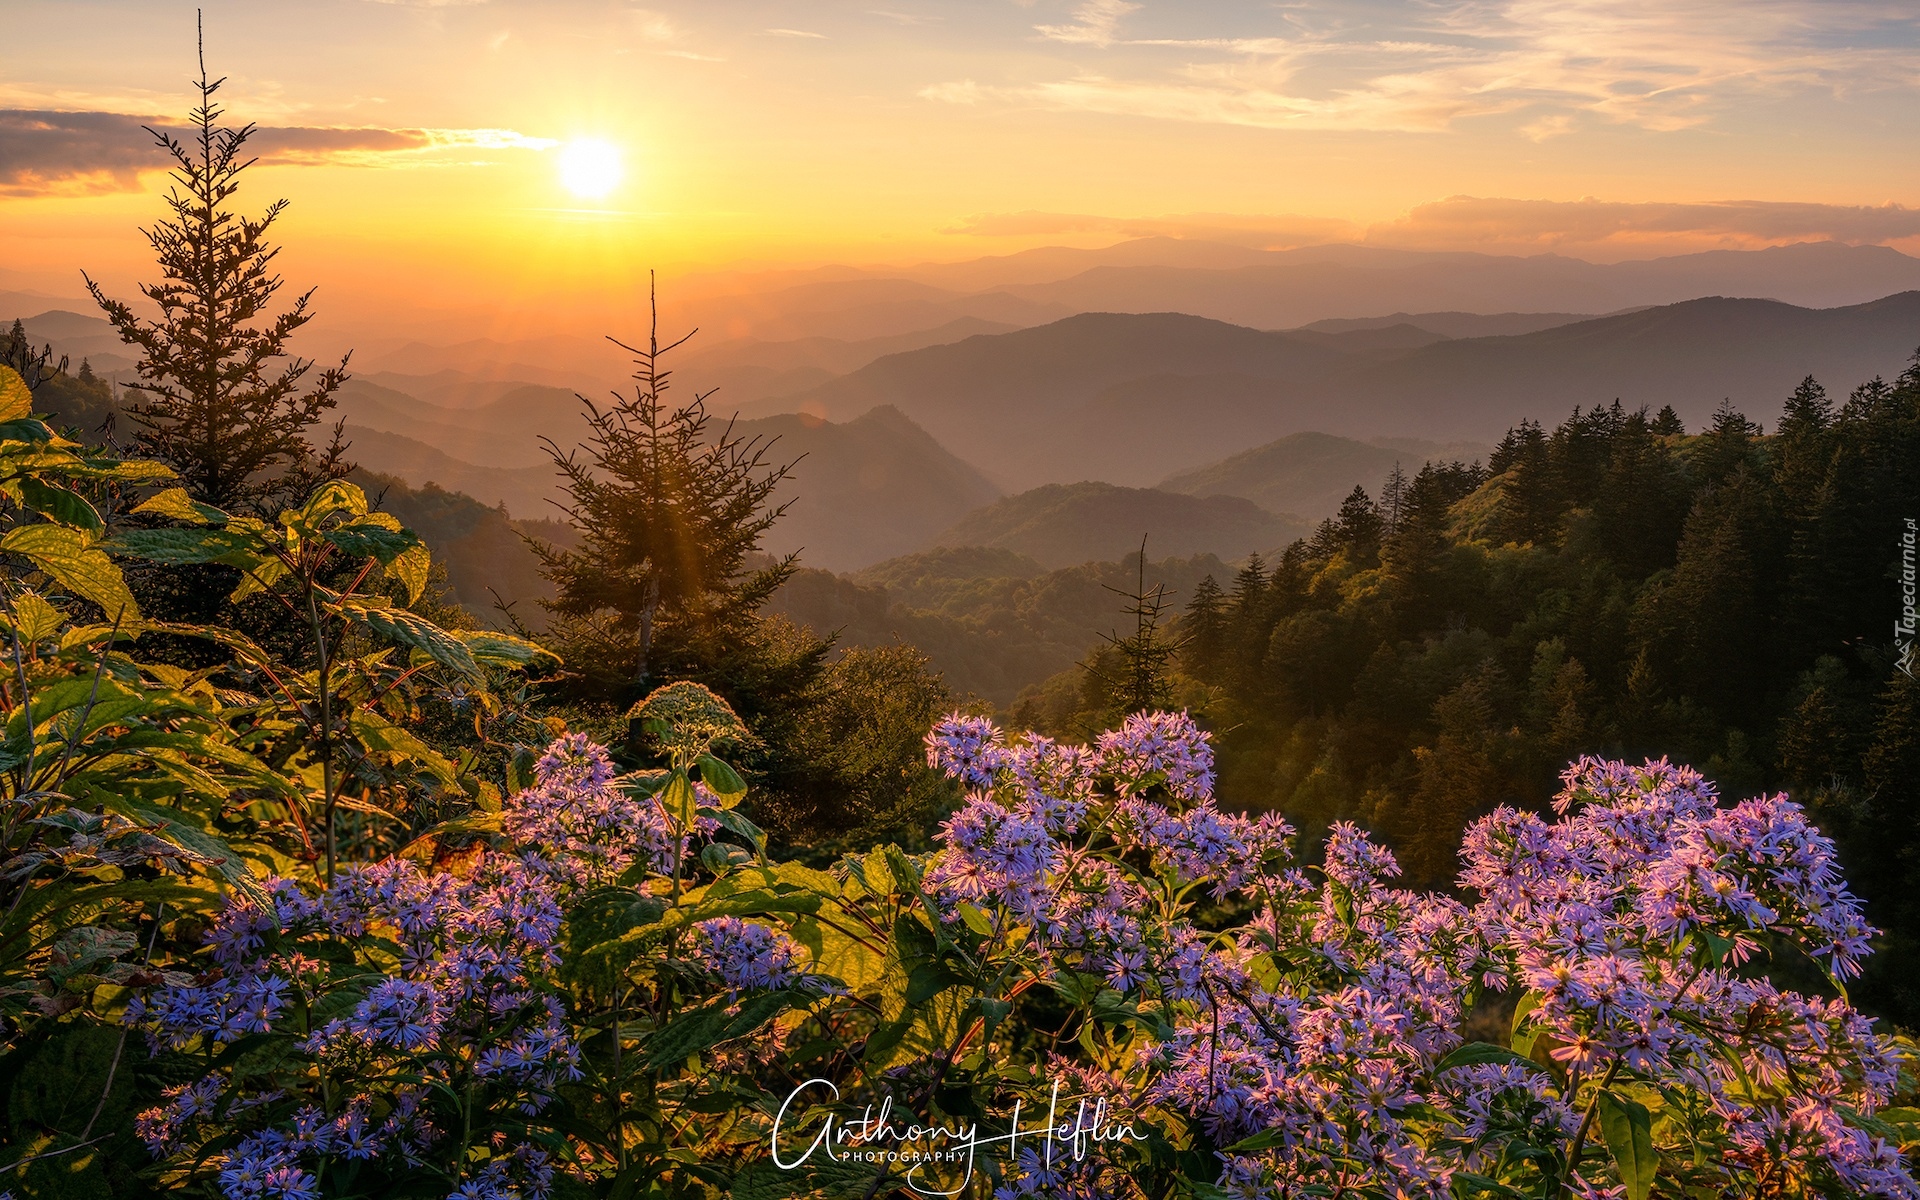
13 235 1920 696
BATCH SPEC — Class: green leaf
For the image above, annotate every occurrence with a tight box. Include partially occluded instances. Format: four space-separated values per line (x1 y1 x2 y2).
349 709 459 783
322 523 418 563
660 770 697 828
958 903 995 937
1596 1089 1657 1200
1510 991 1543 1058
19 476 103 536
0 366 30 422
107 799 266 905
643 990 799 1068
703 806 767 859
696 753 747 805
294 480 369 528
1436 1041 1539 1073
454 629 559 669
905 960 966 1005
131 487 229 525
101 526 268 567
567 886 670 955
333 598 480 679
2 523 139 622
5 590 65 644
388 542 431 605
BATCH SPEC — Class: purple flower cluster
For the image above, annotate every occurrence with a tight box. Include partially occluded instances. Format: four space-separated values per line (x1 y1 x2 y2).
127 730 753 1200
504 731 713 887
923 719 1917 1200
925 712 1291 1006
1455 756 1910 1197
692 917 802 992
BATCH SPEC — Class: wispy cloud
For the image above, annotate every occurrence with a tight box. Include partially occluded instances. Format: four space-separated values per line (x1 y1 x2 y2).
928 0 1920 135
1368 195 1920 252
764 28 827 39
0 109 557 196
943 197 1920 255
1036 0 1141 48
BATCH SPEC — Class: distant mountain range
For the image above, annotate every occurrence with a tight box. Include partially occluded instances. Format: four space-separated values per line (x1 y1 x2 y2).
930 482 1310 569
757 292 1920 490
17 240 1920 620
1161 432 1485 522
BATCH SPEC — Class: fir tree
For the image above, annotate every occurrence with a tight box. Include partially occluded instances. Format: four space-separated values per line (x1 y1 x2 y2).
86 17 349 513
1379 462 1408 534
1180 574 1225 677
1650 405 1685 436
537 279 801 695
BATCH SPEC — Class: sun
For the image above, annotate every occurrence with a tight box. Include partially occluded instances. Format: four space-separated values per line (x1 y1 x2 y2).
557 138 623 200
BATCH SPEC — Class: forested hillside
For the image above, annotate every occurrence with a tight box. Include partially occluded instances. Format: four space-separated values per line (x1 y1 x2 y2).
991 374 1920 1017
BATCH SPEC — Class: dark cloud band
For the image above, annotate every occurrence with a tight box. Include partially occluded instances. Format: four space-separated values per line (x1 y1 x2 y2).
0 110 551 195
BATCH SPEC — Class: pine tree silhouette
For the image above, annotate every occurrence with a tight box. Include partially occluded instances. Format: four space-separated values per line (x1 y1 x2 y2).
86 13 349 514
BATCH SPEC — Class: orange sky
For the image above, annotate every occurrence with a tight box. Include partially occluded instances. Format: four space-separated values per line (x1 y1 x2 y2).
7 0 1920 344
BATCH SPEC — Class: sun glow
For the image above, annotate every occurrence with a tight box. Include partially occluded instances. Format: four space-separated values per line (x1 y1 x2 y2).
557 138 623 200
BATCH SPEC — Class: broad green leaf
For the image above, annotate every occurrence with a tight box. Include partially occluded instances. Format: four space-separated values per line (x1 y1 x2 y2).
2 523 139 622
131 487 229 525
0 366 30 422
567 886 670 957
643 990 800 1069
388 542 431 605
18 477 102 536
349 709 458 783
706 806 766 857
4 591 64 644
660 770 697 828
107 799 266 905
453 629 560 669
1596 1089 1657 1200
101 526 268 567
1510 991 1543 1058
323 523 418 563
294 480 368 528
696 753 747 806
333 598 480 679
1436 1041 1539 1074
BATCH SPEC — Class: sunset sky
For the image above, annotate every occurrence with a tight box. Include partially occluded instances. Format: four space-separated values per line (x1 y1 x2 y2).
7 0 1920 342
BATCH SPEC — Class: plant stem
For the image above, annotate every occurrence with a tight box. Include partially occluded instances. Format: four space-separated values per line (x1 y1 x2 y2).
1560 1056 1622 1197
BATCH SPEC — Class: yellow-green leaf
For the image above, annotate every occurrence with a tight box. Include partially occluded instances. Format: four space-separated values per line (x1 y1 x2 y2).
0 366 30 422
3 591 64 644
349 709 459 784
1597 1089 1657 1200
132 487 229 526
660 770 697 828
1 523 139 623
389 543 431 605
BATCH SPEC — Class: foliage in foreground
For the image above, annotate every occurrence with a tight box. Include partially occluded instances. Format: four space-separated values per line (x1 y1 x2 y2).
113 702 1920 1199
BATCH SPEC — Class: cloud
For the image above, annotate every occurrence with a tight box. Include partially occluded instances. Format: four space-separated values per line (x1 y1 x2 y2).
764 28 827 38
925 0 1920 135
941 197 1920 257
1036 0 1141 48
1367 195 1920 254
945 209 1361 246
0 109 557 196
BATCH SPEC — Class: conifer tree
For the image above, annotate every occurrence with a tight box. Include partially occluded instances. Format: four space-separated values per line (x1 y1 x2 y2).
1 319 65 392
1086 541 1182 719
1180 574 1225 677
86 17 348 514
537 279 800 694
